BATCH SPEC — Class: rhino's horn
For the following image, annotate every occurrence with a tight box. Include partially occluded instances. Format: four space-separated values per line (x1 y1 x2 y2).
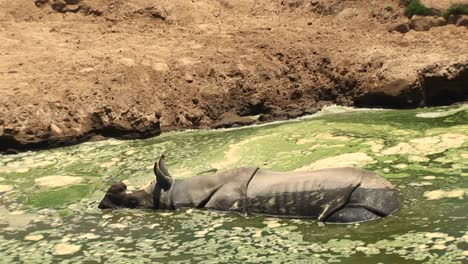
154 155 173 191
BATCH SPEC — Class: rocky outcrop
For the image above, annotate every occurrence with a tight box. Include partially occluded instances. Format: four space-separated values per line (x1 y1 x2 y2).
410 15 447 31
421 63 468 106
389 21 411 33
354 79 423 108
354 62 468 108
394 1 468 32
0 107 162 153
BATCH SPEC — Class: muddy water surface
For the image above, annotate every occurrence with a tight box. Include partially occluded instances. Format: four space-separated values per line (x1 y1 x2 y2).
0 105 467 263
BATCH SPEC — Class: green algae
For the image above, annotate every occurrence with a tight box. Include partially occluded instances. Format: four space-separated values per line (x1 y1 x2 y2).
0 104 467 263
26 185 94 208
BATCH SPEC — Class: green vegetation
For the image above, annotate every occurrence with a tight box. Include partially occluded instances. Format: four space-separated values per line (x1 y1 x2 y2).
443 4 468 18
385 6 394 12
404 0 432 17
26 185 93 207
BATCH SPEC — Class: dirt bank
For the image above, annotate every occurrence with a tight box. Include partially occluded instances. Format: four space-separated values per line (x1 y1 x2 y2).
0 0 467 153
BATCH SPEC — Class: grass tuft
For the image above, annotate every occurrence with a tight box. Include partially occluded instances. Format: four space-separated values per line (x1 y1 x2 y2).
443 4 468 18
404 0 432 17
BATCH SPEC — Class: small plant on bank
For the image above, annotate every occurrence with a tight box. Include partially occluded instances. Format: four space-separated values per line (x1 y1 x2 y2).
443 4 468 18
385 6 394 12
404 0 432 17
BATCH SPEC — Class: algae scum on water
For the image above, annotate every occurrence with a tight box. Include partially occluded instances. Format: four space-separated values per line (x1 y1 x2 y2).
0 105 467 263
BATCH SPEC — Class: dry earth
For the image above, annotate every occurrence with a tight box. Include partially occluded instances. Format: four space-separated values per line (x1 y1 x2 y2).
0 0 467 153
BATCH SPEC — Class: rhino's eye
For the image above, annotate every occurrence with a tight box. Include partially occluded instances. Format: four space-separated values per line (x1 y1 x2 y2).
107 194 123 205
116 185 127 192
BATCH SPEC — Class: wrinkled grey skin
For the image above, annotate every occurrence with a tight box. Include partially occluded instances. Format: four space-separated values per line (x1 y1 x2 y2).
99 155 400 223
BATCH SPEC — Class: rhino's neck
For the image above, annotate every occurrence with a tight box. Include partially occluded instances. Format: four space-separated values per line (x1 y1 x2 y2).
153 183 175 210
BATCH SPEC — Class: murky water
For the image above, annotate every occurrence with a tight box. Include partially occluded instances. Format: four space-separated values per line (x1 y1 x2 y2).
1 105 467 263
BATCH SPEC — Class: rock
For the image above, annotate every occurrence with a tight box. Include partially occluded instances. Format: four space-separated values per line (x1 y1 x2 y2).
184 72 194 83
120 58 136 67
64 4 81 13
389 22 411 33
410 15 447 31
79 67 94 73
447 14 459 24
34 0 49 7
212 113 255 129
64 0 80 4
337 8 360 20
184 109 204 126
49 123 62 136
434 16 449 26
285 109 304 118
78 4 103 16
420 63 468 106
264 105 307 120
51 0 66 12
258 114 274 122
148 9 167 21
281 0 306 8
175 113 192 127
87 134 108 142
456 15 468 26
152 62 169 72
354 79 423 108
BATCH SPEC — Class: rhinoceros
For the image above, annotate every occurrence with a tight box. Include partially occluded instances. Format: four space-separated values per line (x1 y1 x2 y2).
98 155 400 223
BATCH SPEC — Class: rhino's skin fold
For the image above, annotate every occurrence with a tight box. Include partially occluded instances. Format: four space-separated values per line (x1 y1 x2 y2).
148 165 400 223
167 167 258 213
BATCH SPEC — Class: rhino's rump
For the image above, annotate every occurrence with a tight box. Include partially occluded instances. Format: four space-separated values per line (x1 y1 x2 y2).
345 173 400 217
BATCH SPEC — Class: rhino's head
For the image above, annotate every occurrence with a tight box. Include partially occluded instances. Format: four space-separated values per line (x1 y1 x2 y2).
98 155 173 210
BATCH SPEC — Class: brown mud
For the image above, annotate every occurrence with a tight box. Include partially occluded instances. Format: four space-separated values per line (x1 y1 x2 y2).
0 0 467 153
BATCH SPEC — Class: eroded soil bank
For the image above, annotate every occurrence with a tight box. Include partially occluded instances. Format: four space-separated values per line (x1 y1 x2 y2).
0 0 467 153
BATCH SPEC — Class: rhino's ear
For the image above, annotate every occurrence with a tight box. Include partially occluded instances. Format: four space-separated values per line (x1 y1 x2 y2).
154 155 173 191
158 154 171 177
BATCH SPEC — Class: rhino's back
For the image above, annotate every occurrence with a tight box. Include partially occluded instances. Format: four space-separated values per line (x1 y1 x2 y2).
246 167 370 218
